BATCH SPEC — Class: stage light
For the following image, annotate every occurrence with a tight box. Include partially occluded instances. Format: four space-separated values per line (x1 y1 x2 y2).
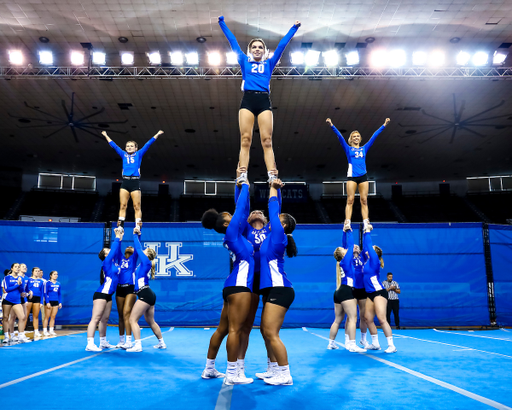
429 50 445 66
389 49 406 67
39 51 53 65
208 52 221 66
70 51 84 66
472 51 488 66
322 50 339 67
92 52 106 65
120 52 134 65
226 52 238 65
345 51 359 66
493 51 507 65
290 51 304 65
370 50 387 67
412 51 427 66
8 50 23 65
185 52 199 65
147 51 161 65
456 51 471 65
305 50 320 66
170 51 183 66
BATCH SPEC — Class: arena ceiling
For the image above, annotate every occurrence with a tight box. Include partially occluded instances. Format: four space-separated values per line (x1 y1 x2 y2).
1 0 512 185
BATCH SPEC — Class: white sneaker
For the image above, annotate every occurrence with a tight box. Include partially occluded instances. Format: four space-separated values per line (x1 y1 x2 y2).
116 341 125 348
385 345 397 353
223 375 253 385
153 342 167 349
43 330 50 336
366 344 381 350
120 341 133 350
12 335 19 342
348 344 367 353
100 341 115 349
255 369 275 380
264 372 293 386
359 340 370 348
126 344 142 352
267 174 277 184
2 337 10 344
49 330 57 336
85 344 101 352
236 174 248 184
236 369 252 384
201 368 225 379
364 224 373 233
343 219 351 231
327 342 339 350
19 335 32 343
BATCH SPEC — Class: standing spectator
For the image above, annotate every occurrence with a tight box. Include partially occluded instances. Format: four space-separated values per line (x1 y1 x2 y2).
382 273 400 329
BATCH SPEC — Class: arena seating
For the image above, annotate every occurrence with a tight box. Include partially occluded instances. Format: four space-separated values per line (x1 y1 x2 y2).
0 186 22 219
321 195 398 223
101 192 172 223
466 192 512 224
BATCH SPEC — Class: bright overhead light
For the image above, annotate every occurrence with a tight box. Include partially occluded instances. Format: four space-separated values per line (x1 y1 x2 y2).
389 49 406 67
412 51 427 66
345 51 359 66
370 50 387 67
429 50 445 66
493 51 507 65
92 52 106 65
170 51 183 66
305 50 320 66
472 51 488 66
456 51 471 65
8 50 23 65
39 51 53 65
147 51 161 65
120 52 134 65
70 51 84 66
185 52 199 65
290 51 304 65
322 50 339 67
226 52 238 65
208 52 221 66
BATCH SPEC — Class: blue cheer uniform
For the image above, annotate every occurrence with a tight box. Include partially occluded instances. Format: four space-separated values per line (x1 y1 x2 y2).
27 277 45 303
45 281 62 306
330 124 385 178
333 230 356 304
362 232 388 301
133 233 157 306
1 275 24 305
115 239 139 298
93 237 121 302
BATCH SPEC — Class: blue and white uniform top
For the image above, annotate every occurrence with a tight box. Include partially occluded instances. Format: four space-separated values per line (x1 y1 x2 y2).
259 193 293 289
132 233 153 292
20 276 29 303
353 255 364 290
45 281 62 304
223 184 254 290
116 240 139 286
330 125 385 178
339 230 355 287
27 277 45 301
362 231 384 293
2 275 24 304
95 237 121 295
219 16 299 93
108 137 156 177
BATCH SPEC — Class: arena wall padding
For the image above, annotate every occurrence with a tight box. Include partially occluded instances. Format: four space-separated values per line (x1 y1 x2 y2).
489 224 512 326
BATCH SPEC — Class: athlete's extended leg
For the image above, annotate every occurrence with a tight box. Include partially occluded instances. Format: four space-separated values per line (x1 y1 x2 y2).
116 295 126 336
32 303 41 334
87 299 107 339
226 292 252 362
131 190 142 225
238 109 255 170
143 305 163 339
257 110 276 173
207 302 229 359
346 181 357 223
98 300 112 338
374 296 392 337
261 303 288 366
129 300 150 341
123 293 137 337
119 189 130 222
328 303 344 346
358 298 369 346
358 181 369 221
2 304 13 341
239 293 259 359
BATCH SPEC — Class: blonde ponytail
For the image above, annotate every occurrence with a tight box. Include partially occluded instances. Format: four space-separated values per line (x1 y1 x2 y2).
150 259 156 280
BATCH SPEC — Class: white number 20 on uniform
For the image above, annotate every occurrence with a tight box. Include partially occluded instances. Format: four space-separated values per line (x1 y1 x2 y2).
251 64 265 73
355 151 364 158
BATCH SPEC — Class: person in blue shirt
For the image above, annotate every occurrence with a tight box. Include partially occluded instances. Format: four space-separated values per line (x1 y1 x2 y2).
17 263 30 339
85 228 123 352
126 226 166 352
114 241 139 349
361 225 396 353
328 228 367 353
2 263 30 343
258 178 297 386
351 245 370 348
42 271 62 337
101 130 164 230
218 16 301 184
201 181 255 385
26 267 44 338
326 117 390 231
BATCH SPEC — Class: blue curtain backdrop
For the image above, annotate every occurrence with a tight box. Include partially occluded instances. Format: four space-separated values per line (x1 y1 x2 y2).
489 224 512 326
0 221 497 327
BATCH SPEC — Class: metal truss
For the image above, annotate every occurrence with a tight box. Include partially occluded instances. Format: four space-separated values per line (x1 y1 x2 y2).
1 66 512 80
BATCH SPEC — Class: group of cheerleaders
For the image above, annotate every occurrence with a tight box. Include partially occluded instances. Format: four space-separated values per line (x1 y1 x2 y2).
2 15 397 387
2 264 62 343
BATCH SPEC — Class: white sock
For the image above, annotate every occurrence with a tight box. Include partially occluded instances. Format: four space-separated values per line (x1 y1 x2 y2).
14 331 18 336
206 358 216 370
4 332 9 339
371 334 380 346
119 335 125 344
236 359 245 373
100 337 106 344
87 337 95 345
126 335 132 343
387 336 394 347
50 327 54 332
328 338 335 344
344 333 349 344
226 361 237 378
363 218 370 226
135 218 141 224
239 172 248 180
134 339 141 346
361 332 367 342
280 365 291 377
119 217 125 221
266 357 271 370
158 338 164 345
349 340 357 347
